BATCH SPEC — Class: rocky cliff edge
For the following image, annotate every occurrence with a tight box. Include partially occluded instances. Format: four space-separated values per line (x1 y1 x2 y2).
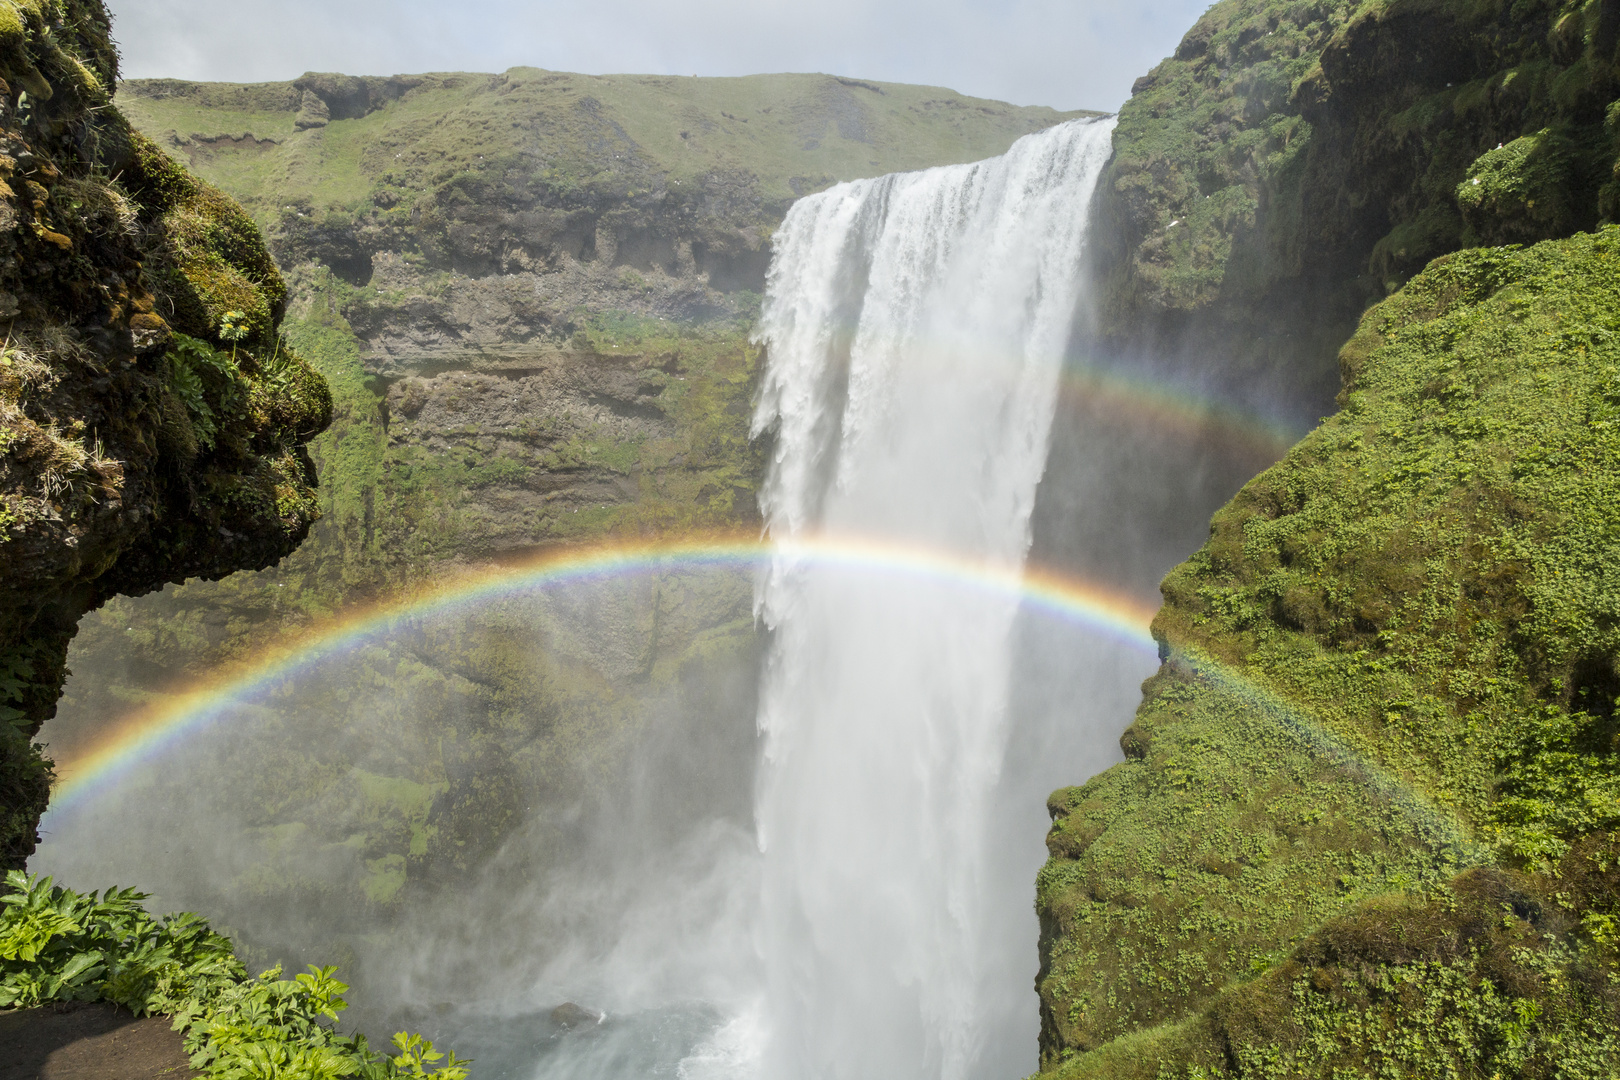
0 0 331 867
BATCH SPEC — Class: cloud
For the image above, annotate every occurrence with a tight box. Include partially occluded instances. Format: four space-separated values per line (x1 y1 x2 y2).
107 0 1209 111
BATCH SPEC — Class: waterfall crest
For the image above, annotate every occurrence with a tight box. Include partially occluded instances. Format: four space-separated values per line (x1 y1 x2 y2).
750 117 1117 1080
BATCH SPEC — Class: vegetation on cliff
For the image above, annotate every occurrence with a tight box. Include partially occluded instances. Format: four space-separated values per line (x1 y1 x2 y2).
1031 1 1620 1070
0 871 467 1077
0 0 331 868
1039 228 1620 1076
1093 0 1620 410
119 70 1086 257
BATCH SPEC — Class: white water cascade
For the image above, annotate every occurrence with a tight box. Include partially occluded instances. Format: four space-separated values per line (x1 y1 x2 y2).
749 117 1117 1080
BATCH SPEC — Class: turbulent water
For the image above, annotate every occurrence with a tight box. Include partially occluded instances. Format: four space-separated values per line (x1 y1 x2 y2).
747 117 1117 1080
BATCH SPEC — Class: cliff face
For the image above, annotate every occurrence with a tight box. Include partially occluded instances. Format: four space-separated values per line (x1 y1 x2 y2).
95 70 1082 595
122 71 1085 370
1090 0 1620 415
0 0 329 868
1038 0 1620 1072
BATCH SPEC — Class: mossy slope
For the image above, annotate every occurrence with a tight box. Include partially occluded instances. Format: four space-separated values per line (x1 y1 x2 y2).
1039 230 1620 1075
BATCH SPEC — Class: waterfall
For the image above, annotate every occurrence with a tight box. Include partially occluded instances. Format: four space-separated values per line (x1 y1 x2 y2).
749 117 1117 1080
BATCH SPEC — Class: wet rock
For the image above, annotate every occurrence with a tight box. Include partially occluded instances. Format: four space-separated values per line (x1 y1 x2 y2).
550 1002 602 1029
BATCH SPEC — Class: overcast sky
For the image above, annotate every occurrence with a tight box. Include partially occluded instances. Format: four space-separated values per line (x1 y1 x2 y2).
108 0 1212 112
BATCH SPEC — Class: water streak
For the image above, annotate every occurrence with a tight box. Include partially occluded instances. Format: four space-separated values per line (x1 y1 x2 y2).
750 117 1117 1080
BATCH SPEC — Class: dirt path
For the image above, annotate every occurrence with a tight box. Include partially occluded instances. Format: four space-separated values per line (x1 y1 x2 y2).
0 1002 198 1080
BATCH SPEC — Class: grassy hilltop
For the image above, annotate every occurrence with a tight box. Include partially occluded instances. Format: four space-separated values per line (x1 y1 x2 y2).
120 70 1087 223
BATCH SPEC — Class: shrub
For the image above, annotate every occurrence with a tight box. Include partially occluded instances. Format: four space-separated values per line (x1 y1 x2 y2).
0 871 468 1079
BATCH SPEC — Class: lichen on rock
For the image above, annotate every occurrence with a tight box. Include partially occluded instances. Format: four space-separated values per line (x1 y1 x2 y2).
0 0 330 868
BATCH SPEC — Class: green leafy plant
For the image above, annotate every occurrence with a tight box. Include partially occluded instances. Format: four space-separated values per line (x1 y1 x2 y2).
391 1032 470 1080
168 332 247 450
0 871 468 1080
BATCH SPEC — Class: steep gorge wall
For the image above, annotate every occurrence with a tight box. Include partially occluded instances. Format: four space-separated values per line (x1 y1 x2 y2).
1038 0 1620 1072
1089 0 1620 414
89 70 1085 654
0 0 330 868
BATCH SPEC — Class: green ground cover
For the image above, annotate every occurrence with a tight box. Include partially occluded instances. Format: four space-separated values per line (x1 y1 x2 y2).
0 870 468 1078
121 72 1092 226
1039 228 1620 1077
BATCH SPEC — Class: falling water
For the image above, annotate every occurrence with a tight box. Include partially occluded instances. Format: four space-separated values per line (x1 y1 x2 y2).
749 117 1117 1080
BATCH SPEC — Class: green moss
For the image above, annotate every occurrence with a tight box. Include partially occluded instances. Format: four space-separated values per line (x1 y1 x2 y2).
0 5 26 43
1055 847 1620 1079
1096 0 1360 322
1456 128 1580 245
0 0 333 869
126 132 288 349
1093 0 1620 413
1041 228 1620 1074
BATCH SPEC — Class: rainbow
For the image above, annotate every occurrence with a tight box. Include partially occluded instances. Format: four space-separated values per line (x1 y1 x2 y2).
1054 366 1305 460
42 533 1163 820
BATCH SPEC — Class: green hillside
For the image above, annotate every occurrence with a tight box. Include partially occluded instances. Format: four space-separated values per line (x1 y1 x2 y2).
1037 0 1620 1072
121 70 1091 225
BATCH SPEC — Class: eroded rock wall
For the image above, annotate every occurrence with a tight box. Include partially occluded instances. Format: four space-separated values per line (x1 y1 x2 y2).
0 0 329 867
1090 0 1620 416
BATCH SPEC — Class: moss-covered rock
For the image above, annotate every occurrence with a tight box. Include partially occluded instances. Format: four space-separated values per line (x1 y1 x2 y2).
1093 0 1620 413
122 130 289 346
1456 127 1587 246
1039 228 1620 1076
1046 842 1620 1078
0 0 330 868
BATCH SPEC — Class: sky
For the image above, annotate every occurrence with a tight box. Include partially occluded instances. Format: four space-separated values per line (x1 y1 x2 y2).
108 0 1214 113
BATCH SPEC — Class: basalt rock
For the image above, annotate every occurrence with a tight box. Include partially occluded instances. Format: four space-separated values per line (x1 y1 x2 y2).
0 0 330 868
